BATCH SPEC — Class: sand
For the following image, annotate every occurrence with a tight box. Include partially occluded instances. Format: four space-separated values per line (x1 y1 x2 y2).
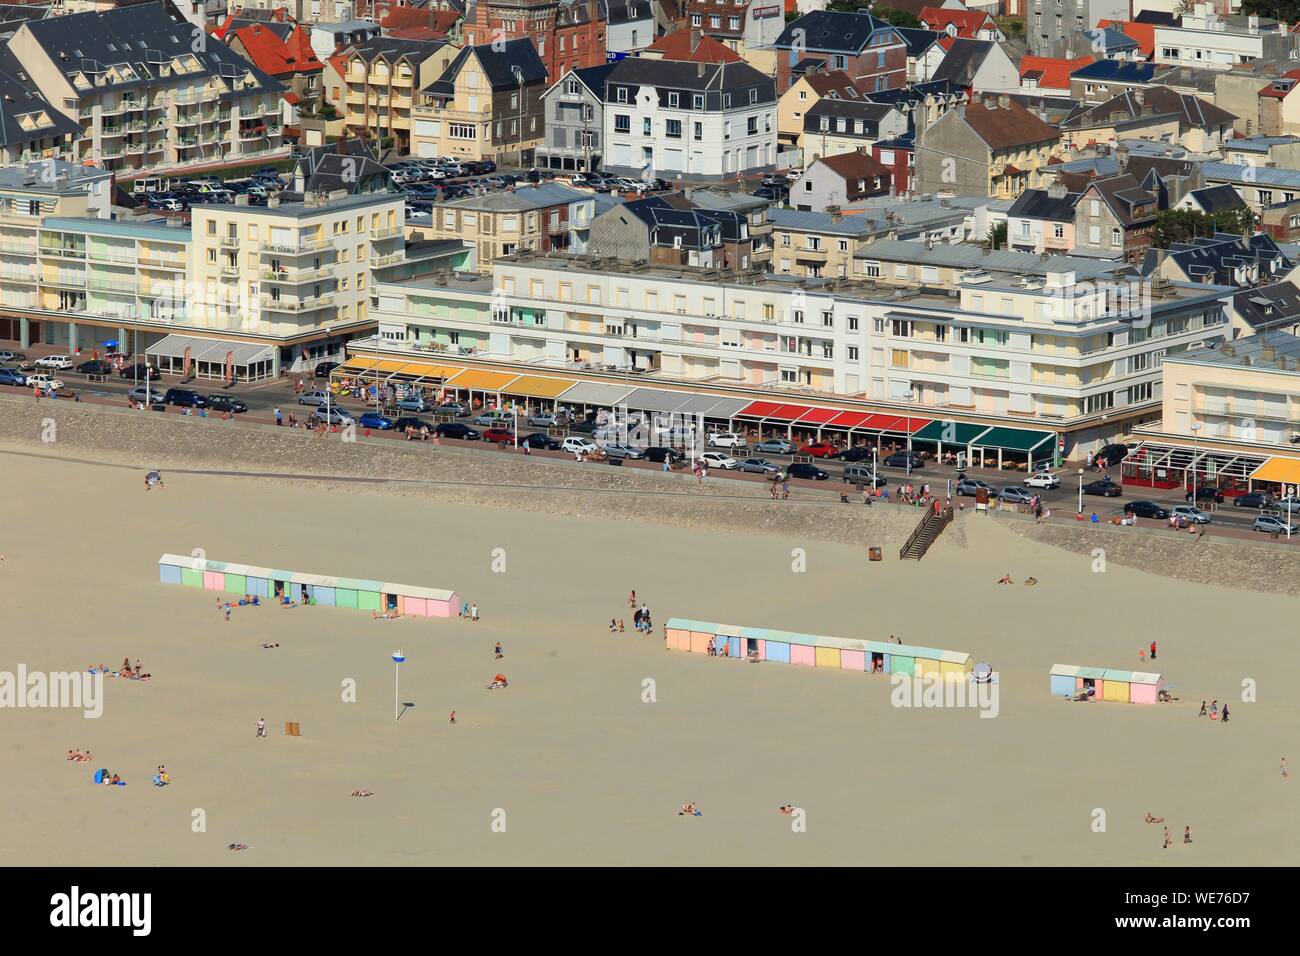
1 442 1297 866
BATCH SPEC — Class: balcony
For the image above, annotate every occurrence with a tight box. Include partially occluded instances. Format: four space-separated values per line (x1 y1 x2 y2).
88 277 138 293
372 225 403 240
175 114 201 127
0 269 37 283
138 254 186 270
100 126 126 137
126 143 146 154
260 236 331 255
262 292 334 313
122 98 147 111
78 107 95 119
220 263 241 277
262 267 332 283
239 125 268 140
38 245 85 259
42 272 87 288
370 251 403 267
88 250 136 265
219 235 241 249
0 241 38 256
794 246 829 262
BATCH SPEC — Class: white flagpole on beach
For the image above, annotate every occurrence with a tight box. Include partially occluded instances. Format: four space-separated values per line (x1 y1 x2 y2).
393 650 405 720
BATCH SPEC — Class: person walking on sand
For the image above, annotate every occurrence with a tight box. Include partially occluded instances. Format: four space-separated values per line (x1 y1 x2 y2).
449 710 456 725
1283 757 1289 779
1221 704 1229 723
470 603 479 622
1162 827 1171 849
629 590 636 608
494 641 503 660
1184 826 1192 845
224 605 232 623
256 717 266 738
1199 700 1207 717
1150 641 1157 661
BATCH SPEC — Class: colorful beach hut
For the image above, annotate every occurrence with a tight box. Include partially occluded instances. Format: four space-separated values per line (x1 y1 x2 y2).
663 618 973 678
157 555 458 618
1049 664 1165 704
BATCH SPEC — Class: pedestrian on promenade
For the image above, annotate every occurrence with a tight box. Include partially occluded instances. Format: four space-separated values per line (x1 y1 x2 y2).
275 407 283 426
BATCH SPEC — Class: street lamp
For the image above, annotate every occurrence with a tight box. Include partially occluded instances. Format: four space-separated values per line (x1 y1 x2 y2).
1077 468 1085 515
1189 421 1201 504
905 386 915 477
392 650 405 721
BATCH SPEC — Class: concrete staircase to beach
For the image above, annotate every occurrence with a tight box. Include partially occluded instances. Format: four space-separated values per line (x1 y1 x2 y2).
899 506 954 561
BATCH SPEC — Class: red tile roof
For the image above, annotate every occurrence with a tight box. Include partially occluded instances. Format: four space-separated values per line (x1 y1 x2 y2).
379 5 461 35
1019 55 1095 91
919 7 996 38
232 23 323 76
645 30 744 63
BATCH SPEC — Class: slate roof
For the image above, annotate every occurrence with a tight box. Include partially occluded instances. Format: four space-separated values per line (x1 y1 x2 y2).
1083 173 1158 227
805 98 899 138
774 11 901 54
1007 187 1080 222
1067 60 1157 83
293 140 392 194
423 38 546 96
0 45 81 148
931 38 1000 86
1231 282 1300 331
1063 86 1237 132
1150 233 1293 287
1184 184 1246 216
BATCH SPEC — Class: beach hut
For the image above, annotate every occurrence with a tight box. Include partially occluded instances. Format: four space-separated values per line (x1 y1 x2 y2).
1128 672 1166 705
157 555 457 622
1049 664 1080 697
1101 669 1133 703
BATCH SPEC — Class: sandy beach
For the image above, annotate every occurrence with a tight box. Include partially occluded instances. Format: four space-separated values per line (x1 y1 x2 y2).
2 441 1297 866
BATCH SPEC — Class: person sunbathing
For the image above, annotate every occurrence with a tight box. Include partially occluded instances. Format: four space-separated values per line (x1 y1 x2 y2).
1144 813 1165 824
371 610 401 620
997 574 1014 584
678 802 700 816
67 750 77 761
351 790 375 797
778 804 795 816
1024 577 1038 586
260 643 279 649
227 843 250 851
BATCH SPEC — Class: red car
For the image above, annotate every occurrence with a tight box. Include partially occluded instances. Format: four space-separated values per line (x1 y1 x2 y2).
800 442 841 459
482 428 515 444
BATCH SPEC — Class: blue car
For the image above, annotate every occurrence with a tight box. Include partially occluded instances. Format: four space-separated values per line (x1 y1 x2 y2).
0 367 26 386
359 412 395 430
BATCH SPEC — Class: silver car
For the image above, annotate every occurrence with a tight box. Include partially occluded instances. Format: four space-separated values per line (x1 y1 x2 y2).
1170 505 1211 525
738 458 780 475
1255 515 1298 535
753 438 797 455
601 443 645 460
998 486 1034 504
527 412 560 427
129 385 164 404
312 407 354 425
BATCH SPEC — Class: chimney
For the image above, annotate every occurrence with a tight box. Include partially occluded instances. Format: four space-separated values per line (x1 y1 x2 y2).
697 60 705 78
828 204 842 222
1047 183 1067 199
1263 344 1277 361
983 95 997 110
268 194 281 209
997 93 1010 109
1116 145 1129 172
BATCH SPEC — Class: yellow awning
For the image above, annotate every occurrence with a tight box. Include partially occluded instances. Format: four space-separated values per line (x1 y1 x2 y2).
445 369 520 391
500 375 575 399
339 357 380 372
1250 457 1300 484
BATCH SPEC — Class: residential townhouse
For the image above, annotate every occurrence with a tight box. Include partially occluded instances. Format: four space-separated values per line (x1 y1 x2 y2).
587 194 747 269
1067 60 1160 104
918 7 1002 42
1144 232 1293 288
462 0 606 81
536 61 613 172
334 36 459 154
789 151 892 212
683 185 774 265
768 207 875 278
1027 0 1130 59
410 39 549 165
423 182 596 269
225 20 325 112
773 11 907 96
1072 172 1159 262
641 27 744 64
912 95 1061 200
1006 185 1079 255
1202 161 1300 215
1018 55 1095 99
7 4 288 179
606 0 656 54
776 67 865 150
601 57 777 180
929 38 1019 94
679 0 786 72
1059 86 1237 153
800 99 906 162
895 28 948 84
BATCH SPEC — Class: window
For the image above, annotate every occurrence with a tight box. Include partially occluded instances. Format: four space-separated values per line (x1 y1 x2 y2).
747 117 757 135
614 114 630 133
693 122 703 140
566 79 579 95
891 320 910 337
863 261 880 277
748 87 757 104
666 119 682 138
1053 223 1064 239
847 345 859 361
821 311 833 327
643 117 652 135
668 92 679 108
691 12 701 24
615 87 628 103
723 93 732 109
848 316 858 331
449 123 475 139
693 94 703 109
837 239 848 252
729 16 740 29
1111 227 1121 247
792 309 804 324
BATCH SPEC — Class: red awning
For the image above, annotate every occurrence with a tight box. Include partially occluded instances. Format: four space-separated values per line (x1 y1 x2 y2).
827 411 873 429
768 403 813 422
737 401 783 419
794 407 841 425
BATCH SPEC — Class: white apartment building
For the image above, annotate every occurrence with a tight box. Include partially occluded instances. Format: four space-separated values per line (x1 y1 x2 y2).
368 252 1234 437
601 57 777 181
1153 5 1293 72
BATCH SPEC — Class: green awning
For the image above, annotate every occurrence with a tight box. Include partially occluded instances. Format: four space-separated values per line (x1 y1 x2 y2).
971 427 1055 452
911 421 991 444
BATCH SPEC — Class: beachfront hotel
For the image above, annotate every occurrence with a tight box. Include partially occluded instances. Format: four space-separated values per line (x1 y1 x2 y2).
350 246 1235 462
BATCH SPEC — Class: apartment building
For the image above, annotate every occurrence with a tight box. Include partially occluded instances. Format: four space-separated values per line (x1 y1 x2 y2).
1027 0 1130 59
800 99 906 161
601 57 777 180
679 0 786 71
423 182 596 269
7 4 288 178
769 207 878 278
536 61 613 172
334 36 458 154
0 160 114 349
0 46 82 166
186 189 406 375
410 39 549 164
773 11 907 96
462 0 606 81
1153 5 1296 72
366 249 1232 444
912 95 1061 200
1072 173 1159 262
777 67 864 149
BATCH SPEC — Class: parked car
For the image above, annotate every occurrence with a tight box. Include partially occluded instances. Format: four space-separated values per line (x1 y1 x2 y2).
395 417 431 432
76 359 113 375
164 387 206 408
297 390 330 406
699 451 738 470
602 443 646 460
1185 486 1225 504
35 354 72 370
1082 478 1123 497
482 427 516 444
473 410 513 426
955 478 994 497
313 406 354 425
1255 515 1299 535
561 436 597 454
128 385 164 404
738 458 780 475
642 446 684 464
119 363 158 380
753 437 797 455
839 446 877 463
520 432 561 450
26 374 65 391
527 412 562 427
569 419 598 434
1234 491 1272 509
205 394 248 413
800 441 840 459
1170 505 1211 525
435 422 481 440
359 412 396 430
1124 500 1169 520
313 362 340 378
1023 471 1061 489
842 464 886 487
395 395 429 412
999 486 1034 504
0 349 26 363
786 462 829 480
0 367 26 386
433 402 469 417
707 431 746 448
883 450 924 470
